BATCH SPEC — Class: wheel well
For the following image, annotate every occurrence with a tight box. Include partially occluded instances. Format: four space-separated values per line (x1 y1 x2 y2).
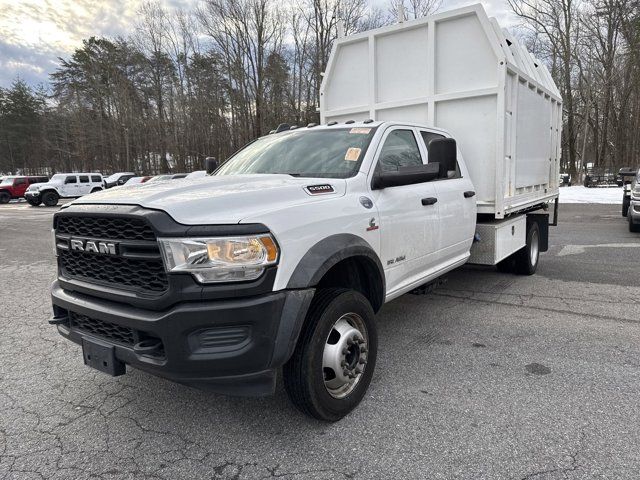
316 256 384 313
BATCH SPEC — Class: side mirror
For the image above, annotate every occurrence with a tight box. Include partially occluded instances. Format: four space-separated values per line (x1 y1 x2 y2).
428 138 457 178
205 157 219 174
372 163 440 190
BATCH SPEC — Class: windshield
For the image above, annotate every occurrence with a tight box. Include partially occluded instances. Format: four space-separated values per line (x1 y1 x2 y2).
0 176 15 185
50 174 65 182
216 127 378 179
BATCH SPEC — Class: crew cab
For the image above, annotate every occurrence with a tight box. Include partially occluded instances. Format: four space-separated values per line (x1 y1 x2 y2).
25 173 103 206
47 5 561 421
0 175 49 203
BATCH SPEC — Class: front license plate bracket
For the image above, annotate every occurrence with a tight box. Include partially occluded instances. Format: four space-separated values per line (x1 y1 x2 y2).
82 337 126 376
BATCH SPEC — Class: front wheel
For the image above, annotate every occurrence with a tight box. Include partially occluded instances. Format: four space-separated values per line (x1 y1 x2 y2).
26 198 41 206
42 191 59 207
622 196 630 217
630 211 640 232
283 289 378 422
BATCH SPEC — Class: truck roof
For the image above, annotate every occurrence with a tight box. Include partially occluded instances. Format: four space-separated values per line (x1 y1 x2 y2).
272 120 451 136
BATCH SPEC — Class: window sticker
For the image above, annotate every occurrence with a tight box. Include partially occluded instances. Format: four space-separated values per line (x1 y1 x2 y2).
344 147 361 161
350 127 371 134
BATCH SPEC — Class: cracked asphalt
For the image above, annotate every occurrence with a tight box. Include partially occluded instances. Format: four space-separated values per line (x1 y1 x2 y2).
1 201 639 479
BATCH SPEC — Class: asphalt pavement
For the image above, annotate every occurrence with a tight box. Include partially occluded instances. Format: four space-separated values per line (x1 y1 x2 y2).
1 201 639 479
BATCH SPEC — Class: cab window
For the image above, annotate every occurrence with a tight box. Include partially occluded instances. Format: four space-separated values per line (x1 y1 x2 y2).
377 130 423 172
14 177 26 185
65 176 77 184
79 175 89 183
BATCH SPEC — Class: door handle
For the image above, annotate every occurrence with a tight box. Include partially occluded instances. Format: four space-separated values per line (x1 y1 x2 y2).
421 197 437 206
464 191 476 198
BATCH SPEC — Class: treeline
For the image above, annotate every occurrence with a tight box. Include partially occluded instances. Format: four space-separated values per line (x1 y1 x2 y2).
509 0 640 175
1 0 639 177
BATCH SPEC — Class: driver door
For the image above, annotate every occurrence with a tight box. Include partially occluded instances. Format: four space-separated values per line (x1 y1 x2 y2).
370 127 440 297
62 175 79 196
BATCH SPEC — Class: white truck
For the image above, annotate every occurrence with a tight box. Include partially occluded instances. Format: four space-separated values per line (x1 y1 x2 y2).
48 5 561 421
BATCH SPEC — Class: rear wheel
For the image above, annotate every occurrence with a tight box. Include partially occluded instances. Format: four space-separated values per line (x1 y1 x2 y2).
496 257 514 273
42 191 59 207
622 196 630 217
283 288 377 422
0 191 10 204
90 187 102 193
513 221 540 275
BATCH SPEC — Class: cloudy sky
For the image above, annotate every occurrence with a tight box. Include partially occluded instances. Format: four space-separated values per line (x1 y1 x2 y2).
0 0 515 89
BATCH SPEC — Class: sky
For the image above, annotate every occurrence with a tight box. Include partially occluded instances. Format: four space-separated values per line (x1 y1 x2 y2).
0 0 515 89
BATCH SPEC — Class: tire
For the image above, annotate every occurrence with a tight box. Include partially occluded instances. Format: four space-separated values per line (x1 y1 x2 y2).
26 199 41 206
513 221 540 275
496 257 514 273
0 191 10 204
622 196 630 217
42 191 59 207
630 211 640 233
283 288 378 422
90 187 102 193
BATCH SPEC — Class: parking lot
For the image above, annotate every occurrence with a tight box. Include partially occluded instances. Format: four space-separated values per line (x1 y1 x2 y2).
1 201 639 479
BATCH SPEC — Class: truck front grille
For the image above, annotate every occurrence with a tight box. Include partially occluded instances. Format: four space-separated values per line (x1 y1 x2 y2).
55 214 168 295
70 311 135 346
60 249 168 293
68 311 165 357
56 216 156 241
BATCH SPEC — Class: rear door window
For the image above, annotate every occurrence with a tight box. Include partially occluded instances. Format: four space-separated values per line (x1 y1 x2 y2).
91 175 101 183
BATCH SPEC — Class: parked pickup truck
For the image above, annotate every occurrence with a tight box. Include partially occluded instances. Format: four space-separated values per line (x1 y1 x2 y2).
48 5 561 421
0 175 49 203
25 173 103 206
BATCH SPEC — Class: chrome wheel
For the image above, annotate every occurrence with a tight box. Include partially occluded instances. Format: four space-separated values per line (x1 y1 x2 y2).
322 313 368 399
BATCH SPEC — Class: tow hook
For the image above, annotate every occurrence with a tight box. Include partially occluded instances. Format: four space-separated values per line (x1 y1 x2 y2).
133 339 163 357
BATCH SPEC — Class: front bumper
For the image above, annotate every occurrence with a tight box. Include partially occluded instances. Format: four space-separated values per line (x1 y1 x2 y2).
25 191 41 200
51 281 314 396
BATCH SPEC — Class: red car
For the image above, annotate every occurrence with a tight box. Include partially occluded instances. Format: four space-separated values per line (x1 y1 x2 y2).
0 175 49 203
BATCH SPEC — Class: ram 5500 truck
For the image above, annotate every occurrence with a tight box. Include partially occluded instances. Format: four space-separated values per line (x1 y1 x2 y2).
48 4 562 421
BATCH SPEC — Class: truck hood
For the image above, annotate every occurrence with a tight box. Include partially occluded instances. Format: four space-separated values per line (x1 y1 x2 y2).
70 174 346 224
28 181 61 191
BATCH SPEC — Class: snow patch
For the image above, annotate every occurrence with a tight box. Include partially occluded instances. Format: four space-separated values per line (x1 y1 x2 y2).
558 186 622 204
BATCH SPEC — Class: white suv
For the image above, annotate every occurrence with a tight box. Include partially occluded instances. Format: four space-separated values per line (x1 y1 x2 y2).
25 173 103 207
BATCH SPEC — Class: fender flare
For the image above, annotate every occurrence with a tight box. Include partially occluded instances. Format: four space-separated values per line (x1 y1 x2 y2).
286 234 385 310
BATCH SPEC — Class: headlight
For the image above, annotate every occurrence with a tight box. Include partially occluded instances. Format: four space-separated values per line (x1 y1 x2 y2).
632 187 640 200
158 235 279 283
